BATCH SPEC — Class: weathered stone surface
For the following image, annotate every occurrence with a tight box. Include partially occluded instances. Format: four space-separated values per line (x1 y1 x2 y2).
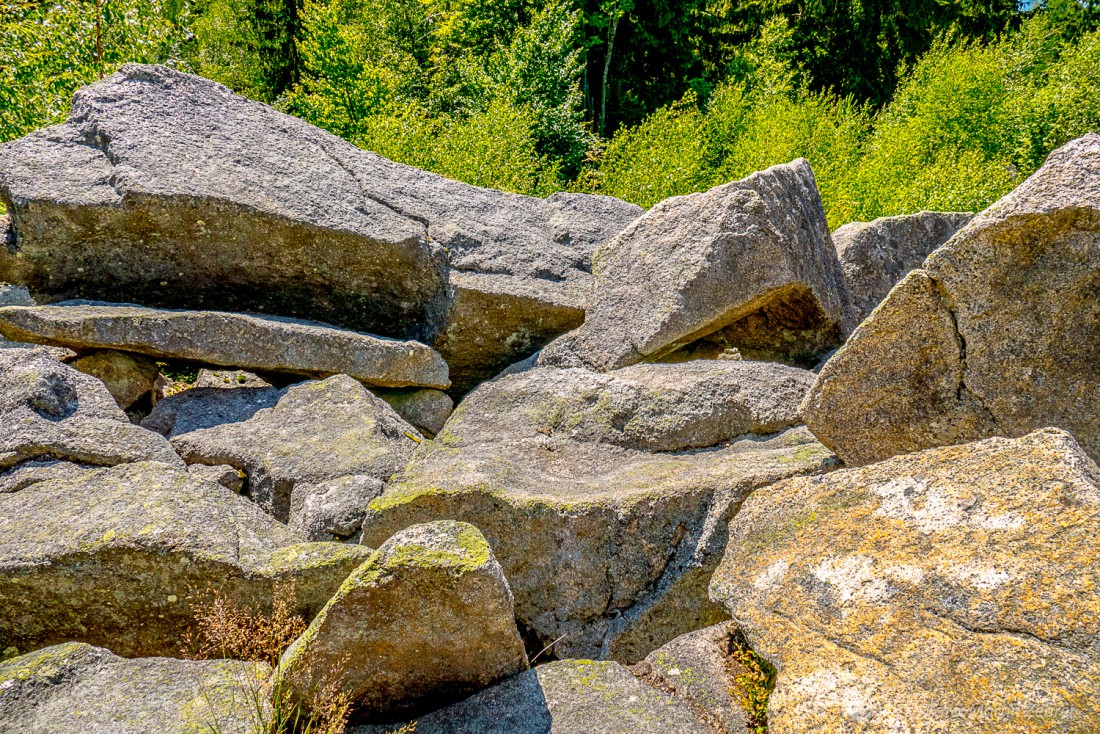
373 387 454 436
0 283 33 307
803 133 1100 466
709 429 1100 734
0 349 181 470
289 474 385 541
172 375 421 521
832 211 973 321
0 65 637 377
0 302 450 389
0 642 268 734
143 385 283 438
352 660 711 734
360 362 835 660
0 340 75 362
70 349 160 408
631 622 753 734
540 159 854 371
187 463 244 492
279 521 528 723
0 460 93 494
194 368 272 388
0 461 373 657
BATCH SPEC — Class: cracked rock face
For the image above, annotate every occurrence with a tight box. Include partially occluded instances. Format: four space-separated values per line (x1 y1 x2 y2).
0 301 450 389
0 642 269 734
360 362 835 661
351 659 711 734
0 461 373 658
0 349 181 471
709 429 1100 734
803 133 1100 466
832 210 973 322
0 64 638 387
540 159 855 372
170 375 422 521
279 521 528 724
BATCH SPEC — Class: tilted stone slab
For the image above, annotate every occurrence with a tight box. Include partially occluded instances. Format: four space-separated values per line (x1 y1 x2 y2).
351 660 711 734
0 64 638 385
832 210 973 322
0 461 373 657
541 159 855 371
0 642 268 734
803 133 1100 466
171 375 422 522
709 429 1100 734
0 348 180 470
0 302 450 389
279 521 528 724
360 362 834 661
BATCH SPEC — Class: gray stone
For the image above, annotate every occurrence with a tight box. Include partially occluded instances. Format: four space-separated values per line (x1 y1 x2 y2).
0 460 93 494
0 349 181 470
278 521 528 723
0 283 33 307
143 385 283 438
352 660 710 734
833 211 973 321
0 340 76 362
0 642 269 734
540 159 855 371
373 387 453 436
631 622 754 734
709 428 1100 734
187 462 244 492
361 362 835 660
0 461 373 658
70 349 160 408
0 64 637 383
172 375 421 521
289 474 385 541
803 133 1100 466
194 368 272 388
0 302 450 389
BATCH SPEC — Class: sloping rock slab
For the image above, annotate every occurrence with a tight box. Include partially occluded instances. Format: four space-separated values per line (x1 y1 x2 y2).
171 375 422 521
540 159 854 371
352 660 710 734
143 385 283 439
0 64 636 373
0 349 180 470
803 133 1100 465
360 362 834 661
279 521 528 723
0 302 449 389
833 211 973 322
0 461 373 657
0 642 268 734
710 429 1100 734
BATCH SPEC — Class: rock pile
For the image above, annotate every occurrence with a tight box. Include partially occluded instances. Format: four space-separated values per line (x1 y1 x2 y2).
1 65 1098 733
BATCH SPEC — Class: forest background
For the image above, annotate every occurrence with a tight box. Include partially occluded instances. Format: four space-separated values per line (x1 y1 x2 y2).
2 0 1099 227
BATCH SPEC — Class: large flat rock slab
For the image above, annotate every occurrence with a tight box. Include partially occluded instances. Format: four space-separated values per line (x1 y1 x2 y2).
279 521 528 723
0 65 637 388
803 133 1100 465
0 461 373 658
360 362 835 660
0 302 450 389
352 660 711 734
0 643 268 734
0 348 180 471
171 375 422 523
541 159 855 371
709 429 1100 733
832 210 973 322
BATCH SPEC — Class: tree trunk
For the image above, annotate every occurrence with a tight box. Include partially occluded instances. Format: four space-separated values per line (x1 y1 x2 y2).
600 13 620 137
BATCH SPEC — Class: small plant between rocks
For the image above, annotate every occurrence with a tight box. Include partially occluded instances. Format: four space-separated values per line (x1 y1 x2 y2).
730 636 776 734
181 582 353 734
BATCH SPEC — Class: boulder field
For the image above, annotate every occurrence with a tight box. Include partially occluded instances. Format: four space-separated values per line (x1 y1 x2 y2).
1 65 1098 733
